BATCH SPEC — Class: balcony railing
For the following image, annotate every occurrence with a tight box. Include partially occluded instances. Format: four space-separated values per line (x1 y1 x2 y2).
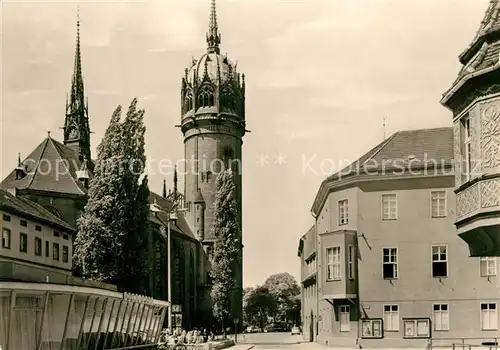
0 281 169 350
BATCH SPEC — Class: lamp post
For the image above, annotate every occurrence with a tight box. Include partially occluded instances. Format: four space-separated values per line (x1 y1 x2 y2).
167 209 177 333
150 199 184 335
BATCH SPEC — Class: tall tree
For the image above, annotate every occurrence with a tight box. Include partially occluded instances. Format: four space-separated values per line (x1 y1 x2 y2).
263 272 301 323
210 169 241 337
244 286 277 330
74 99 150 294
120 99 150 294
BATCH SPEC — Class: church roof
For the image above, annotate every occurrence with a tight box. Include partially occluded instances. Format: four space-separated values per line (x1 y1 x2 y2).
148 191 197 241
1 136 91 196
0 188 75 232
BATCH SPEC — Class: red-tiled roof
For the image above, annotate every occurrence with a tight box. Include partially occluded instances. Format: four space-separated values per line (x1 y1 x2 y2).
0 189 75 232
1 136 91 196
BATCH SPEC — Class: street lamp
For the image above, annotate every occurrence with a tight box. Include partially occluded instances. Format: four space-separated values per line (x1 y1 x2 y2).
150 200 184 334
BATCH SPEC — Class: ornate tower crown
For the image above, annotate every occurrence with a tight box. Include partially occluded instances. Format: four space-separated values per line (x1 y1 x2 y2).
179 0 246 135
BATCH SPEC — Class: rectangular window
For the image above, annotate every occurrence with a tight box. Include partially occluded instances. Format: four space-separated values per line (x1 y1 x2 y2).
34 237 42 256
384 305 399 331
338 199 348 225
2 228 11 249
53 231 60 238
53 242 59 260
340 305 350 332
63 234 69 240
19 233 28 253
481 303 498 330
403 318 431 338
432 245 448 278
382 248 398 279
2 214 11 222
20 220 27 227
461 116 472 181
62 246 69 263
348 245 355 280
45 241 49 257
326 247 341 281
431 191 447 218
480 257 497 277
433 304 449 331
35 225 42 232
382 194 397 220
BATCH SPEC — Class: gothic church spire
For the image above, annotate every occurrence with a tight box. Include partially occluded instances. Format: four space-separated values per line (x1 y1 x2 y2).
206 0 221 54
64 9 91 163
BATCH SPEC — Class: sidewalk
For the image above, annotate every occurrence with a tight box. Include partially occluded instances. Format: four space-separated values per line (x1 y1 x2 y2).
229 344 255 350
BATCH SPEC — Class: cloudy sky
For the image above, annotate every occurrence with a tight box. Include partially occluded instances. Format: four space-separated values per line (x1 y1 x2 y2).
0 0 489 288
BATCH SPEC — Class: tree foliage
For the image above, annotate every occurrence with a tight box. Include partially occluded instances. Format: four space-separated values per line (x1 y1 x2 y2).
263 272 301 323
210 169 241 335
244 286 277 329
74 98 150 294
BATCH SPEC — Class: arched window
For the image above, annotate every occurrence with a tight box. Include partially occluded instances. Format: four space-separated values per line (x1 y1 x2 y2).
197 86 214 108
47 206 62 219
220 86 235 111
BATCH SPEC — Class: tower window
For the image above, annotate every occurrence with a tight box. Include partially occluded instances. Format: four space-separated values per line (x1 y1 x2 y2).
197 87 214 108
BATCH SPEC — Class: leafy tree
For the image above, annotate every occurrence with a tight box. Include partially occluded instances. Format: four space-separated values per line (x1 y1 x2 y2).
263 272 301 324
210 169 241 337
244 286 277 330
74 99 150 294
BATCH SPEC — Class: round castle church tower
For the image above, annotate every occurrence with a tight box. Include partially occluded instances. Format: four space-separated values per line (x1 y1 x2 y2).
179 1 246 323
180 0 246 244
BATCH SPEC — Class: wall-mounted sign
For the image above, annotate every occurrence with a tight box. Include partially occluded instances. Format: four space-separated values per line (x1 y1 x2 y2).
403 318 431 339
361 318 383 339
173 314 182 327
172 305 182 313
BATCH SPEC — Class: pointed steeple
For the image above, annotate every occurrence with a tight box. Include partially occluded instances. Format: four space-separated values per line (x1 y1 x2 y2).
15 153 26 180
162 178 167 198
64 8 91 163
206 0 221 54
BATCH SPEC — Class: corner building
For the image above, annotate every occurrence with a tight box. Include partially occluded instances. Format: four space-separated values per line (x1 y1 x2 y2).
441 0 500 257
179 0 246 325
300 128 500 348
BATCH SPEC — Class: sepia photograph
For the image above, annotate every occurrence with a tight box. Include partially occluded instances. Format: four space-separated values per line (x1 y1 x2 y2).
0 0 499 349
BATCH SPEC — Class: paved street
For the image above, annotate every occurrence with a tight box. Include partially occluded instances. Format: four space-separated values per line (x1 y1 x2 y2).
228 332 324 350
234 332 304 345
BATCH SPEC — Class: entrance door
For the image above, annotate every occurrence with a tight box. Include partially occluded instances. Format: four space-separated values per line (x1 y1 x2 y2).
309 310 314 342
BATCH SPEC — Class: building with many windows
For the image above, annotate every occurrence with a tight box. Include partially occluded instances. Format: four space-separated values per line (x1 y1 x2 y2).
298 127 500 348
0 187 75 282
